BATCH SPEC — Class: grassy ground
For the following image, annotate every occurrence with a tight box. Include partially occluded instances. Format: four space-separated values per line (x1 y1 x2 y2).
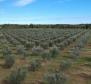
0 37 91 84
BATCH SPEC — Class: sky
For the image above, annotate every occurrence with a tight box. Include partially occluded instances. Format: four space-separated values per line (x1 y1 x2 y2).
0 0 91 24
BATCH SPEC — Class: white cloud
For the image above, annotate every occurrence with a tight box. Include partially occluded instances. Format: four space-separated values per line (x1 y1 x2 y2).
15 0 35 6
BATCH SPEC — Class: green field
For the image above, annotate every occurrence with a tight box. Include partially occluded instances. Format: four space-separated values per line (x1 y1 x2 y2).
0 27 91 84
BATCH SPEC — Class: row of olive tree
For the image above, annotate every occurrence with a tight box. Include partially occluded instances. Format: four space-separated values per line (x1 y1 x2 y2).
1 24 90 29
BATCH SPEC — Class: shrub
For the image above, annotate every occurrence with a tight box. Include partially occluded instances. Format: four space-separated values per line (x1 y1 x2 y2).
3 54 15 68
43 71 67 84
60 60 72 71
35 41 40 46
28 59 41 72
2 67 27 84
25 41 34 50
49 41 53 47
59 42 67 50
2 47 14 68
40 42 49 49
31 46 43 56
2 47 12 56
41 50 51 60
16 45 28 59
50 45 60 58
70 47 80 59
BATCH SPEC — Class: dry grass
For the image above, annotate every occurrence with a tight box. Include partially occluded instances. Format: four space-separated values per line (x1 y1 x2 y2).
0 38 91 84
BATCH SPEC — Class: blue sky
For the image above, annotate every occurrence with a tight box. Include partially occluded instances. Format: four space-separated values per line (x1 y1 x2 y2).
0 0 91 24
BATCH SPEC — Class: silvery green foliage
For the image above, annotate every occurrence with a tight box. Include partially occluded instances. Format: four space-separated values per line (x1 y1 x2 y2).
49 41 54 47
41 50 51 60
28 59 41 71
0 33 7 44
2 28 84 50
60 60 72 71
70 31 90 60
70 47 80 59
24 41 31 50
17 45 25 54
40 42 49 49
43 71 67 84
57 43 64 50
3 67 27 84
16 45 28 59
31 46 44 56
2 46 15 68
3 54 15 68
77 32 90 49
0 33 4 39
2 46 12 56
50 45 60 58
25 41 34 49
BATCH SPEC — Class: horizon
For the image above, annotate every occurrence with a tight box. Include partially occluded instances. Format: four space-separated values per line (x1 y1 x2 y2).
0 0 91 24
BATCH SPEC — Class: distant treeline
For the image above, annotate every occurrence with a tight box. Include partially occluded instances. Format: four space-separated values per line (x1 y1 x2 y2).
0 24 91 29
